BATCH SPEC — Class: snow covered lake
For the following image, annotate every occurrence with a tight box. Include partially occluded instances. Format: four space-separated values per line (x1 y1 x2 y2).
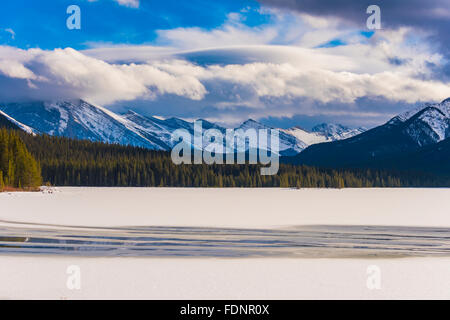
1 223 450 258
0 187 450 299
1 187 450 228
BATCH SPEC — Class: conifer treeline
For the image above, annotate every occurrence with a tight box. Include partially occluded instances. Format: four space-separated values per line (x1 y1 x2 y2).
17 132 449 188
0 129 42 191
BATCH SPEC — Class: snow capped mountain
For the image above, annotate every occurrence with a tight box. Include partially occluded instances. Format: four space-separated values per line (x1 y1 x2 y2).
122 110 188 150
237 119 306 156
282 124 365 147
311 123 366 140
0 99 366 156
0 100 164 150
238 119 268 131
292 98 450 168
282 127 328 146
390 99 450 125
388 98 450 147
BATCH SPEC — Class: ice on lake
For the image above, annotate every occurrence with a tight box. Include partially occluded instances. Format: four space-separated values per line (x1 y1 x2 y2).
1 222 450 258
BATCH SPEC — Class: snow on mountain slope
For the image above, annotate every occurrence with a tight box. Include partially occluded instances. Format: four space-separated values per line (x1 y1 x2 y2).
282 127 328 146
312 123 366 140
0 110 36 135
238 119 269 131
292 98 450 168
389 98 450 147
122 111 181 150
406 108 448 145
0 100 163 149
282 123 366 148
124 115 307 156
238 119 306 156
390 98 450 123
123 111 230 151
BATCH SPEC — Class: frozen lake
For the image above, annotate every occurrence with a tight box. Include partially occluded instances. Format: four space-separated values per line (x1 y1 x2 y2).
1 187 450 299
1 187 450 258
1 187 450 228
1 222 450 258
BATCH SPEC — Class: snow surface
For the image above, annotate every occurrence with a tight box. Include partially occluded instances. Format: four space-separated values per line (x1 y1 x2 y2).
282 127 329 145
1 187 449 228
1 256 450 299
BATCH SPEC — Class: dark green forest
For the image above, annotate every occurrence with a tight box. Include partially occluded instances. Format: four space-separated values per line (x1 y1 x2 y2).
0 128 42 191
14 130 450 188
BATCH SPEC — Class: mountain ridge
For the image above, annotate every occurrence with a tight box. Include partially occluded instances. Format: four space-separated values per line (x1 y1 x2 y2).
288 98 450 169
0 99 364 156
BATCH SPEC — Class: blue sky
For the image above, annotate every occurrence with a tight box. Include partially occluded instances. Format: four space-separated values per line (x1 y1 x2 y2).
0 0 449 129
0 0 264 50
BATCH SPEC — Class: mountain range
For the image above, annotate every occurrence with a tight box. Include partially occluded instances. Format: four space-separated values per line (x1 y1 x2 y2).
288 98 450 175
0 99 365 156
1 98 449 176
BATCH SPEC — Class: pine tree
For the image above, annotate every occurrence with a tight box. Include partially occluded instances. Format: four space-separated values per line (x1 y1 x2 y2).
0 128 42 190
0 170 4 191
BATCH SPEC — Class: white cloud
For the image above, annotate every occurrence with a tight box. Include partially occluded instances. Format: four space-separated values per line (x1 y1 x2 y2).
88 0 140 8
0 47 206 104
114 0 139 8
157 22 278 50
4 28 15 40
1 44 448 109
153 8 364 51
201 62 450 104
0 60 36 79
